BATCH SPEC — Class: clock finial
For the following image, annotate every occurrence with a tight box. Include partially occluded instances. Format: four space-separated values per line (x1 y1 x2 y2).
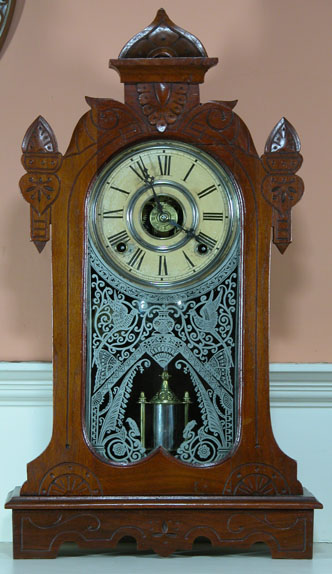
118 8 208 58
264 117 301 153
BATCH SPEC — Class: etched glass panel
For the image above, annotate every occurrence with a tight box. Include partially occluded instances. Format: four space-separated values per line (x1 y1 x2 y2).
85 240 241 465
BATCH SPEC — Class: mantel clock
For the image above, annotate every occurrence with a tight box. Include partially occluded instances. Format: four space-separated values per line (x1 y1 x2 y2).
6 9 321 559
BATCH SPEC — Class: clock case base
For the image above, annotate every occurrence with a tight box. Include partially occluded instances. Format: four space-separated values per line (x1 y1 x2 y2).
6 487 321 559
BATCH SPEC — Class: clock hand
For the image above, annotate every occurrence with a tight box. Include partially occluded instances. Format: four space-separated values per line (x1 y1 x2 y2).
168 219 201 242
139 161 164 214
149 179 164 215
138 160 208 247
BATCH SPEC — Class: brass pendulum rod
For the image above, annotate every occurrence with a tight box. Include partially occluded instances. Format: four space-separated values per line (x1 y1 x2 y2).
183 391 191 428
138 391 146 448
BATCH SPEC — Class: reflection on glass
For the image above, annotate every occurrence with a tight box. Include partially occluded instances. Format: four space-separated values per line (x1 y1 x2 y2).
139 369 191 452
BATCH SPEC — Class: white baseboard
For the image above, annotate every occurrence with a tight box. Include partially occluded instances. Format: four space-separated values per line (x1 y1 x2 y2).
0 362 331 407
269 363 332 407
0 362 52 405
0 362 331 543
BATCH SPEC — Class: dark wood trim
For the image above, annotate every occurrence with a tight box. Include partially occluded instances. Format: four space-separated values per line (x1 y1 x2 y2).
7 487 321 559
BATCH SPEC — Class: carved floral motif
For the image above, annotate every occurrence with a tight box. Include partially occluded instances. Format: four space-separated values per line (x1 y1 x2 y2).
20 173 60 215
39 463 103 496
137 82 188 132
223 463 290 495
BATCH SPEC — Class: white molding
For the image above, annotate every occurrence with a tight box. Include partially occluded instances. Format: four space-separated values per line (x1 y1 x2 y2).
0 362 331 408
270 363 332 407
0 362 52 406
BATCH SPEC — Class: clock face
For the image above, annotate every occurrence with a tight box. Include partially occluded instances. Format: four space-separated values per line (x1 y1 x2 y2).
88 141 239 290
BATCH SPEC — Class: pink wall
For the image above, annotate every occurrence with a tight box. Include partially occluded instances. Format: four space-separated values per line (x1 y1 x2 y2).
0 0 331 362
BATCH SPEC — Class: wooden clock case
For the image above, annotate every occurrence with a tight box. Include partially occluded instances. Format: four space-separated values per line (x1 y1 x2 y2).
6 9 321 559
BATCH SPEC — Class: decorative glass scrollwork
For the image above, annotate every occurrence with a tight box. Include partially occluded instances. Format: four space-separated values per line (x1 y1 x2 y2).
86 237 240 465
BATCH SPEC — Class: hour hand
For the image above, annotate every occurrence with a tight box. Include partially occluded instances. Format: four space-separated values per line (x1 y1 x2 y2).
168 219 200 242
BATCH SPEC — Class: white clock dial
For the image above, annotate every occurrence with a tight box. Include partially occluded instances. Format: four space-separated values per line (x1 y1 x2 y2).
88 141 240 290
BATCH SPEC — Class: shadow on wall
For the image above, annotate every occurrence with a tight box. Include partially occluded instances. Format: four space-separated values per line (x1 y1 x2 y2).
3 197 53 359
270 223 309 343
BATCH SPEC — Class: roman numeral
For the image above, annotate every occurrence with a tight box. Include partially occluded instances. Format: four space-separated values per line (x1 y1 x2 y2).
128 248 145 270
196 232 217 249
197 184 217 199
158 154 171 176
182 250 195 268
183 161 197 182
129 156 148 181
158 255 168 276
109 185 130 196
107 230 129 246
102 209 123 219
203 212 224 221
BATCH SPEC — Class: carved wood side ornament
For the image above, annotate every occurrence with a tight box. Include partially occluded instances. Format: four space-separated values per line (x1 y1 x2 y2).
19 116 62 252
261 117 304 253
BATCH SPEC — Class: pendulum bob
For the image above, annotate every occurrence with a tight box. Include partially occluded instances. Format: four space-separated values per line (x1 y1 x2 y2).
140 370 185 453
138 372 192 453
150 371 182 452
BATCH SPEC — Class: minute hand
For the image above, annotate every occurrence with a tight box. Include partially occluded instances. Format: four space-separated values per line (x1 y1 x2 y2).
140 165 163 214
